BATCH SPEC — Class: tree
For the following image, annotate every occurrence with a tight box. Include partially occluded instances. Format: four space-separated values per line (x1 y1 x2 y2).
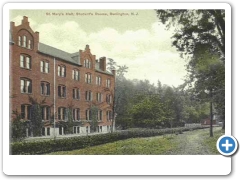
156 10 225 135
89 105 98 133
11 110 28 141
107 58 117 71
155 10 225 59
28 96 45 137
187 44 225 136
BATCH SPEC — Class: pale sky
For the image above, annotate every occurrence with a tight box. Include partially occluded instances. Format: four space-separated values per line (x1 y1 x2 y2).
10 9 188 87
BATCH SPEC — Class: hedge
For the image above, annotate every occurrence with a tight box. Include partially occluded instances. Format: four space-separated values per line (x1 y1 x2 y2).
10 126 207 155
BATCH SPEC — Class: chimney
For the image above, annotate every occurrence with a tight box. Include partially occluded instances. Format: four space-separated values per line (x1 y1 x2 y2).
111 69 116 76
22 16 29 26
99 57 106 71
85 44 91 53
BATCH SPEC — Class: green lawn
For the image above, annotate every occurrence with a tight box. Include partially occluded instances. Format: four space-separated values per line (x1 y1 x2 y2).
202 128 225 154
48 135 177 155
47 127 224 155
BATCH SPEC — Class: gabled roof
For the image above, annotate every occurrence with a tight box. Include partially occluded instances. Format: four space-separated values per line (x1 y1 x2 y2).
38 43 81 65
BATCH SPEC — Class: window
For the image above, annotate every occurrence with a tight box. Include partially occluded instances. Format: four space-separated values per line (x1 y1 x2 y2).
58 107 67 121
86 109 92 120
21 104 31 120
72 69 80 81
107 111 112 121
40 61 49 73
84 59 91 68
20 54 31 69
96 76 101 86
20 78 32 93
23 36 26 47
58 65 66 77
28 40 32 49
41 106 50 121
106 94 112 104
58 85 66 98
18 36 21 46
85 73 92 84
41 82 50 96
96 92 102 102
73 108 80 121
85 91 92 101
73 88 80 100
97 110 102 121
106 79 111 88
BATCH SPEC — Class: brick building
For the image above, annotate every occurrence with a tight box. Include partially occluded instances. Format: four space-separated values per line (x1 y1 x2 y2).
9 16 116 137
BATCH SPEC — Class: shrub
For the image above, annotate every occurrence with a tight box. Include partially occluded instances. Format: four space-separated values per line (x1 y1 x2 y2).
10 126 207 155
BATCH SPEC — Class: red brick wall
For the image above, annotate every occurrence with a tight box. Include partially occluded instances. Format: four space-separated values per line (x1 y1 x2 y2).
10 17 115 128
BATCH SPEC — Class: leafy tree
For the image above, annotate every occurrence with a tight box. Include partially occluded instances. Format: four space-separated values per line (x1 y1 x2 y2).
155 10 225 59
28 96 45 137
107 58 117 71
187 44 225 135
89 105 98 133
11 110 27 141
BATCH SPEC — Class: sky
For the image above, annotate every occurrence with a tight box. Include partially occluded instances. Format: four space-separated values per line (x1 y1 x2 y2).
10 9 188 87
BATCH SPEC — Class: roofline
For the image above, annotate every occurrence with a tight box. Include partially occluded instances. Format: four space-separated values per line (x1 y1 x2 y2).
37 51 82 67
95 69 114 76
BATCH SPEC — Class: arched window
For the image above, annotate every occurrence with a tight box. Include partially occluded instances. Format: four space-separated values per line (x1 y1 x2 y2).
85 90 92 101
96 76 101 86
85 73 92 84
58 85 66 98
41 81 50 96
107 111 112 121
84 59 91 68
106 79 111 88
73 88 80 100
18 36 21 46
97 110 102 121
20 54 31 69
58 107 67 121
73 108 80 121
22 36 27 47
20 78 32 94
86 109 92 120
21 104 32 120
96 92 102 102
58 65 66 77
40 60 49 73
106 94 112 104
72 69 80 81
41 106 51 120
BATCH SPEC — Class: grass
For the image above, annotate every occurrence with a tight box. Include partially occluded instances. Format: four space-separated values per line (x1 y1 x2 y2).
202 127 225 154
47 135 177 155
47 127 224 155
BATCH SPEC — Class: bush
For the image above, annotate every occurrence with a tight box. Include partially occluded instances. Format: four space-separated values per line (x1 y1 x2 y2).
10 126 207 155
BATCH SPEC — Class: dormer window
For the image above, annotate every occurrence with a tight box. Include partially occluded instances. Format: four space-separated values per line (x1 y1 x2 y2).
84 59 91 69
17 30 33 49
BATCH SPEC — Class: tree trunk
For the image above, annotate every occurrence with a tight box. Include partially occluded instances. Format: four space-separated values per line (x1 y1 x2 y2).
210 90 213 137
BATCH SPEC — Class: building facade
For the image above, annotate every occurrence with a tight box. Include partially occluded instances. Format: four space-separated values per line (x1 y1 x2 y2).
9 16 115 137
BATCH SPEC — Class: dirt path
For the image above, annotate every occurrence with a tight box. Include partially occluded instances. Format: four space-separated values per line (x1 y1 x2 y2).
166 127 221 155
